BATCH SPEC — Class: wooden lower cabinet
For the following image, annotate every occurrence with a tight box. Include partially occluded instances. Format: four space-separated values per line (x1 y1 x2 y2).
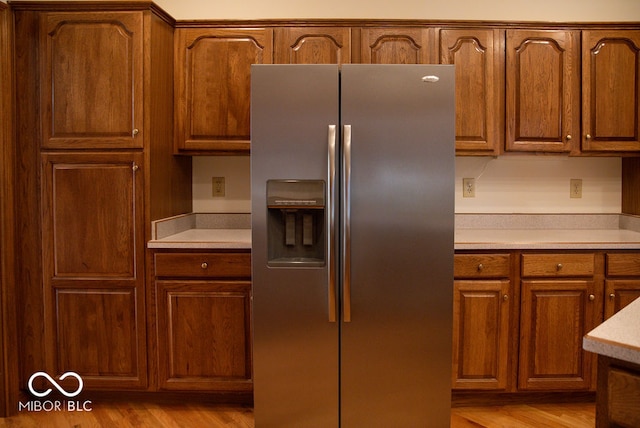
152 251 252 393
518 253 601 391
41 152 147 389
453 250 623 396
605 253 640 319
452 253 513 391
596 356 640 428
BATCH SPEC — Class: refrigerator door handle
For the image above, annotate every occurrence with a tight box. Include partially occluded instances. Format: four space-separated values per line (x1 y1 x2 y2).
343 124 352 323
328 125 337 323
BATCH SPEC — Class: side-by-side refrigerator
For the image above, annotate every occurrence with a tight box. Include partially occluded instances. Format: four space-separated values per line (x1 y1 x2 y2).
251 64 455 427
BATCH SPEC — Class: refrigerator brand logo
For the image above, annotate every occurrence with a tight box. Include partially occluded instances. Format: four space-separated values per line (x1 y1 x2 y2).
19 371 92 413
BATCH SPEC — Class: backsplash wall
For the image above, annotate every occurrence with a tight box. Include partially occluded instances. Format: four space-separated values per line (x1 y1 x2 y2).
192 156 622 214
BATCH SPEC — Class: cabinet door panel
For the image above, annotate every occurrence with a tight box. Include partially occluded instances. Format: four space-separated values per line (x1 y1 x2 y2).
175 28 273 153
440 28 503 155
41 12 143 149
274 27 351 64
359 27 431 64
452 280 511 390
41 152 146 389
582 30 640 152
506 30 580 153
605 280 640 319
519 280 597 390
156 280 252 392
54 289 139 382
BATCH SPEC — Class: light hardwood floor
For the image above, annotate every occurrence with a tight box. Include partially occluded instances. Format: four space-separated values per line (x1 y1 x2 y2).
0 401 595 427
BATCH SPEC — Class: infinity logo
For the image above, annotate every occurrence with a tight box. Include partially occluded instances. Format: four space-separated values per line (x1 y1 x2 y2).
28 372 84 398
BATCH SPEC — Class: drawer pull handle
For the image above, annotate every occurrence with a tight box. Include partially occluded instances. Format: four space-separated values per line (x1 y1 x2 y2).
609 293 616 300
201 262 208 269
589 294 595 301
477 263 484 272
556 263 563 271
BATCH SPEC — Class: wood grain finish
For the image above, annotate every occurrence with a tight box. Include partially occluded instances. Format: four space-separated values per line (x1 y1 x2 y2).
41 12 144 149
604 253 640 319
596 356 640 428
506 30 580 153
41 152 147 389
154 253 251 278
453 280 511 390
440 28 504 155
582 30 640 152
358 27 432 64
153 251 253 393
622 157 640 215
521 253 595 277
0 2 19 417
174 28 273 153
454 253 511 278
274 27 351 64
0 399 596 427
156 280 252 392
519 279 598 391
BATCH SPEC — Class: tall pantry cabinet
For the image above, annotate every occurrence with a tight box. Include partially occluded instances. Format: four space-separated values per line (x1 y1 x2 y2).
12 2 191 391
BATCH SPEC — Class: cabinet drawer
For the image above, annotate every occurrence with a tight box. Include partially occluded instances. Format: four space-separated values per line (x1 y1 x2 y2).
606 253 640 276
521 253 594 277
154 252 251 278
454 254 511 278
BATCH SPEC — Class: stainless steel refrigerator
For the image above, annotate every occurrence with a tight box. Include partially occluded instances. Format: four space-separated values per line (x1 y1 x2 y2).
251 64 455 427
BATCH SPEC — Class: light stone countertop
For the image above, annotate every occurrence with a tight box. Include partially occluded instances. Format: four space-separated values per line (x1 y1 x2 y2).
148 213 640 250
583 296 640 365
455 213 640 250
148 213 251 249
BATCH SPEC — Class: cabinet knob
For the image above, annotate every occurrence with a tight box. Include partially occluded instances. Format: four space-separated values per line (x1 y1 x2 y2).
201 262 208 269
589 294 595 301
609 293 616 300
477 263 484 272
566 135 572 141
132 128 139 136
132 163 139 172
503 294 509 301
556 263 563 271
585 134 592 140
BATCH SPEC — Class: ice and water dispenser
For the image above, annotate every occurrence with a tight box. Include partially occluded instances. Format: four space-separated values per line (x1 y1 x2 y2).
266 180 326 267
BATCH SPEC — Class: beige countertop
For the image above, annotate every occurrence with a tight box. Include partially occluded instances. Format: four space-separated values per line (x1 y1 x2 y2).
148 213 640 251
148 213 251 249
583 296 640 365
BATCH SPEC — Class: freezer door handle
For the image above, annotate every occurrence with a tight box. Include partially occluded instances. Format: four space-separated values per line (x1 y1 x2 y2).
328 125 337 323
343 124 352 323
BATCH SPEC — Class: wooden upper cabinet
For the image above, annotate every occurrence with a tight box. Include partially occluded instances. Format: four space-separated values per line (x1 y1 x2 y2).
582 30 640 152
506 30 580 154
440 28 504 155
175 28 273 154
358 27 432 64
40 12 144 149
274 27 351 64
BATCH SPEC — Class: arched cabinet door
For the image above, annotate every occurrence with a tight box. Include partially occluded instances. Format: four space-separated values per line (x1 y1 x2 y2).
440 28 504 155
41 12 144 149
505 29 580 154
174 28 273 154
274 27 351 65
582 30 640 153
359 27 432 64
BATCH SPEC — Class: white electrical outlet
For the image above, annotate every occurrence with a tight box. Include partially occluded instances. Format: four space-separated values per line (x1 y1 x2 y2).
462 178 475 198
212 177 226 197
570 179 582 199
